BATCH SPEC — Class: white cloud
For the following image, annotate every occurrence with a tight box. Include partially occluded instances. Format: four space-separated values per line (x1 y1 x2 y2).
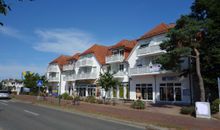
0 64 46 80
0 26 24 39
33 28 96 55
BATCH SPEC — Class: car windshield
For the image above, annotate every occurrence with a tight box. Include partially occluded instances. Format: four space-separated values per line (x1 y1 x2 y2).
0 91 9 93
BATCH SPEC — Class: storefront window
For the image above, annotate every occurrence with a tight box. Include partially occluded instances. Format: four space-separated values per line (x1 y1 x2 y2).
159 83 182 101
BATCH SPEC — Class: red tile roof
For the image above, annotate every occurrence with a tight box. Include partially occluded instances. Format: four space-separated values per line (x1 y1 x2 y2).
107 39 137 60
138 23 175 40
50 55 71 69
109 39 137 50
80 44 109 65
67 53 80 61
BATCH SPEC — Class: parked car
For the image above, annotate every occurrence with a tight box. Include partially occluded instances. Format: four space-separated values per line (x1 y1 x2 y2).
0 90 10 99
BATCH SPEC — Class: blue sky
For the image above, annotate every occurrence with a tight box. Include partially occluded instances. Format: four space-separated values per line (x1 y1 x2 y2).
0 0 193 79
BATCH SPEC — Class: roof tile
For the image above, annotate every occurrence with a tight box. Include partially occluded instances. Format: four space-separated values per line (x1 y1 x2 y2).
138 23 174 40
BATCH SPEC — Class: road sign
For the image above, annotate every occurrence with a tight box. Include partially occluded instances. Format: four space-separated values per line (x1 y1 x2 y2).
37 80 43 87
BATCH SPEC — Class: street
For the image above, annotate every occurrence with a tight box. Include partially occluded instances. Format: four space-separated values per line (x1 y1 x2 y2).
0 99 144 130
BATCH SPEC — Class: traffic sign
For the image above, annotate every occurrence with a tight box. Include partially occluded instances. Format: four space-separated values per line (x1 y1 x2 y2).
37 80 43 87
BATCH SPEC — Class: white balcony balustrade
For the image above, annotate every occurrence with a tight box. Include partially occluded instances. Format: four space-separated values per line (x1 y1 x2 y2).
63 75 76 81
63 64 75 71
48 76 59 82
76 59 93 67
130 64 162 76
105 54 124 64
77 73 97 80
112 71 126 77
137 45 166 56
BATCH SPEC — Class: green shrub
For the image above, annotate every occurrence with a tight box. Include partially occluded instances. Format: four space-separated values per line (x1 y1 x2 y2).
74 96 80 101
96 99 103 104
61 93 69 100
66 96 73 100
180 106 195 115
211 99 220 114
131 100 145 109
85 96 96 103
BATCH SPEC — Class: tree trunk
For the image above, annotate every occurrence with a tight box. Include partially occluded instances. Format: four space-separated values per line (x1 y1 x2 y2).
194 48 205 102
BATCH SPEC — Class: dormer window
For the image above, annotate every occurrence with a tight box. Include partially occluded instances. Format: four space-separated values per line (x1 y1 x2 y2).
139 40 151 49
119 49 124 56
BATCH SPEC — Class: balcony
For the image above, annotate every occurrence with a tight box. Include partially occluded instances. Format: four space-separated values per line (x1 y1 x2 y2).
47 65 59 72
77 73 97 80
48 76 59 82
111 71 126 78
63 75 76 81
105 54 125 64
76 59 93 67
63 64 75 71
130 64 165 76
137 45 166 57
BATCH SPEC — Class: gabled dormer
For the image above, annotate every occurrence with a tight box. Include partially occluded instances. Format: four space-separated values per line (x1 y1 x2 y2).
105 40 137 64
136 23 174 57
76 44 108 80
47 55 70 82
63 53 80 71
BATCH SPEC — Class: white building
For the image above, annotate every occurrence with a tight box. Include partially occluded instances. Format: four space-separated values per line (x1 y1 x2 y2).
104 40 137 99
62 53 80 95
47 55 71 96
127 23 192 104
1 79 23 95
74 44 108 98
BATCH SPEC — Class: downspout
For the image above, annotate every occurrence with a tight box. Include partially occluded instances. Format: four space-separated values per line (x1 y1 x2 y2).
188 57 193 105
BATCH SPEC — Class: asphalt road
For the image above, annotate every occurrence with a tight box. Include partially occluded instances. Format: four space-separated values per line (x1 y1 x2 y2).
0 99 144 130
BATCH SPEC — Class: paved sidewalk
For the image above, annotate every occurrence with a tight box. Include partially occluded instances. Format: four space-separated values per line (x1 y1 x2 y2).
69 102 220 130
14 95 220 130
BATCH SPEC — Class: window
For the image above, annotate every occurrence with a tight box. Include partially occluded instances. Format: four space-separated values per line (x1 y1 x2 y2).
119 49 124 56
112 50 118 55
159 83 182 101
136 83 153 100
119 64 124 71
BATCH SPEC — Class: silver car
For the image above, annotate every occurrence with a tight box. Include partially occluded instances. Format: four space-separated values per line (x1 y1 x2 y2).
0 90 10 99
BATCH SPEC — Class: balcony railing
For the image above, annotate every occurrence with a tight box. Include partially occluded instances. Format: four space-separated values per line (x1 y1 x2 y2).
48 76 59 82
130 64 163 76
77 73 97 80
76 59 93 67
137 45 166 56
111 71 126 77
47 65 58 72
63 75 76 81
63 64 75 71
105 54 124 64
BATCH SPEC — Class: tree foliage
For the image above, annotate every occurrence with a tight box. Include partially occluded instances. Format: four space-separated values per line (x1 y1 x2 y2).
157 0 220 101
23 72 47 94
97 71 120 98
0 0 32 25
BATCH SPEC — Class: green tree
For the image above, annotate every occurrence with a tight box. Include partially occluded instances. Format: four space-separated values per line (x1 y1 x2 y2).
23 72 47 95
97 71 120 99
157 0 220 102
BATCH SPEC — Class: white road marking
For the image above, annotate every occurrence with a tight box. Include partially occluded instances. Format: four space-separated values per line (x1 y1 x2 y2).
24 110 39 116
0 102 8 106
1 100 8 103
10 100 16 103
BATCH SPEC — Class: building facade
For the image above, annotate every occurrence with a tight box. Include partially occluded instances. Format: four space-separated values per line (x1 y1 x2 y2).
104 40 137 99
127 23 192 104
46 23 193 104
